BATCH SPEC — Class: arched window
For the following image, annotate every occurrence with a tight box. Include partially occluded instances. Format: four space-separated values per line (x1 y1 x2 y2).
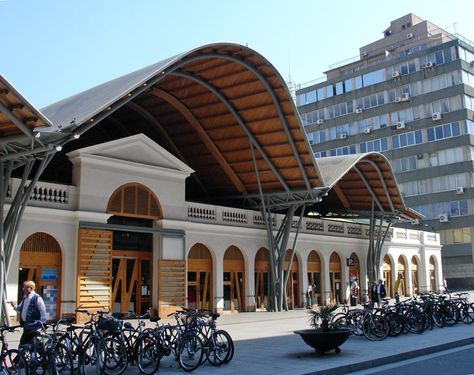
107 183 162 219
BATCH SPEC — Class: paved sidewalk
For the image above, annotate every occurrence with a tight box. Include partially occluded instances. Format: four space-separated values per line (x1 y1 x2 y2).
6 294 474 374
151 309 474 375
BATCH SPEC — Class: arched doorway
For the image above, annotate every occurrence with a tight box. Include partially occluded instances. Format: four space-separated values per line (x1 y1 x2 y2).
429 256 436 291
411 257 419 295
106 183 162 315
254 248 269 310
19 232 62 321
383 255 393 297
188 244 213 311
397 257 407 296
348 252 361 301
285 250 299 309
307 251 321 306
329 252 342 304
223 246 245 312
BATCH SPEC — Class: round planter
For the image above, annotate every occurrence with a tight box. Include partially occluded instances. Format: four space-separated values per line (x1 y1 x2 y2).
294 328 351 354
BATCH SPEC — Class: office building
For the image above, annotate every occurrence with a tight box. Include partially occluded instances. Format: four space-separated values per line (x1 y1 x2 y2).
296 14 474 289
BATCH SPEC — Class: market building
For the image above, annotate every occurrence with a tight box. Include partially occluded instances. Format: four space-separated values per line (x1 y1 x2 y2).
0 43 441 321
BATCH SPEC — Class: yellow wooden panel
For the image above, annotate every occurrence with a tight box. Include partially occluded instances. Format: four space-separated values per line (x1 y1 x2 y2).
77 229 112 323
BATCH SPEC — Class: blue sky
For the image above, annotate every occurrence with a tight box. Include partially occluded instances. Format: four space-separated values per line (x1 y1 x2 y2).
0 0 473 108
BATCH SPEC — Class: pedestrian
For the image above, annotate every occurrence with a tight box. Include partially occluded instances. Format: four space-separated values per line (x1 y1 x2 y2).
10 280 47 345
376 278 387 305
306 284 313 309
350 277 359 306
370 280 378 306
394 274 404 302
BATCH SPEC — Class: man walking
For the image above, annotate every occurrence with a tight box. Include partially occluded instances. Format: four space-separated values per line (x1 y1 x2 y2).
10 280 47 345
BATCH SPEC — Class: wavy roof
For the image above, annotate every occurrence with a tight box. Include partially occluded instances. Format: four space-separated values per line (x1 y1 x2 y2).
34 43 418 219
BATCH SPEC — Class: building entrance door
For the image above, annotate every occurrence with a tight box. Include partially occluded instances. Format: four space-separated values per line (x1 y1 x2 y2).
112 251 152 314
18 232 62 321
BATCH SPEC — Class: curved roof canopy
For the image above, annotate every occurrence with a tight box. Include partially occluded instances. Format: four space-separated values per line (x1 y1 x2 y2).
35 42 417 219
0 75 54 162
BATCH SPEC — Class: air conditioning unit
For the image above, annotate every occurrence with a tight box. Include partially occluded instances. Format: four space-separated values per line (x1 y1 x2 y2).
396 121 406 129
364 128 372 134
416 153 424 160
340 133 348 139
401 92 411 102
432 112 442 121
362 51 368 58
439 213 449 223
456 186 465 194
411 219 421 226
392 71 401 78
316 119 324 125
407 32 414 39
356 108 363 114
395 96 402 103
422 62 434 69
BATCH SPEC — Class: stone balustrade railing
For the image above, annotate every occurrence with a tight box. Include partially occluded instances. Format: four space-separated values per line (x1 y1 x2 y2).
185 202 438 245
5 178 76 210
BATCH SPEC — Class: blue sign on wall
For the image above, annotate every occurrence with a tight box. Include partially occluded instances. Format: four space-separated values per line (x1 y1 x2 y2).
41 268 58 281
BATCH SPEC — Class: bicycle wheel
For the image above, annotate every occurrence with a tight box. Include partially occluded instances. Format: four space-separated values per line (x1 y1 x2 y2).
178 334 204 372
102 337 128 375
386 312 404 337
53 343 74 374
1 349 28 375
136 336 160 375
57 334 80 372
460 303 474 324
207 330 233 366
81 340 105 375
442 304 458 327
362 315 389 341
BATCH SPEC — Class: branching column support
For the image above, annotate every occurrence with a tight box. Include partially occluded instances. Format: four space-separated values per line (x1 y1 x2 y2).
366 199 392 285
0 153 54 324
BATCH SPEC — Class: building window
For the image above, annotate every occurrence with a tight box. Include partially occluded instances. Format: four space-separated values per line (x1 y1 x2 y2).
427 122 461 142
392 130 423 150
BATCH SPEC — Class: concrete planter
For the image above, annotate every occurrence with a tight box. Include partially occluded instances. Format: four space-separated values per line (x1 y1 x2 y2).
294 328 351 354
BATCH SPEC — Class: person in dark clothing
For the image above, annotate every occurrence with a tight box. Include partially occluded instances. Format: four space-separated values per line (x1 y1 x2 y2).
10 280 47 346
370 281 378 305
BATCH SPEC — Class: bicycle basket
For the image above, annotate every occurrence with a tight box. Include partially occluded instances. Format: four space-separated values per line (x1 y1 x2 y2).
97 316 120 332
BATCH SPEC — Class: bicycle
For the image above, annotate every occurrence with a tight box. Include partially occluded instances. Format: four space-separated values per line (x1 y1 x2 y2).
0 325 27 375
18 320 73 375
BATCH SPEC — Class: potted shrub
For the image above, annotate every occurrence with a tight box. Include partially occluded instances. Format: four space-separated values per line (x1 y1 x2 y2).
294 304 351 354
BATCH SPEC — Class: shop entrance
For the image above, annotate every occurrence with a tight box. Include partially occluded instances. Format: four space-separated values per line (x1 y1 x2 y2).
112 253 152 314
329 252 342 304
383 255 393 297
307 251 321 306
348 252 361 301
109 219 154 315
411 257 419 295
254 247 269 310
223 246 245 312
187 244 212 311
18 232 62 321
285 250 299 309
429 256 436 291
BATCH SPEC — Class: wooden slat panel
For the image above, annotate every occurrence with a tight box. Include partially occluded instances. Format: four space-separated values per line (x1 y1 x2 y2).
77 229 112 323
158 260 186 318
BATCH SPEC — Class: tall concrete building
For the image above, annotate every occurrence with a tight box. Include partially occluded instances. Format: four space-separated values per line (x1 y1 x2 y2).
296 14 474 289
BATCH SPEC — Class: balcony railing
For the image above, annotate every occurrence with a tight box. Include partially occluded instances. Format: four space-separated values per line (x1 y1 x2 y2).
3 177 439 246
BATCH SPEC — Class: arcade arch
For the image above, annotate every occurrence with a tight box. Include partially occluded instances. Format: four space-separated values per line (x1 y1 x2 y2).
223 246 245 312
254 247 269 310
307 251 322 306
19 232 62 321
188 244 213 311
383 255 393 297
329 252 342 304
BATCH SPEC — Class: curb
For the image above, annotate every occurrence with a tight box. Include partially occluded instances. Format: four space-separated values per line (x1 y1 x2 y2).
303 336 474 375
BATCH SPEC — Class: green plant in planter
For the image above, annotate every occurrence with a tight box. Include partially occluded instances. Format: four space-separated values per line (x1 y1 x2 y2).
308 304 338 332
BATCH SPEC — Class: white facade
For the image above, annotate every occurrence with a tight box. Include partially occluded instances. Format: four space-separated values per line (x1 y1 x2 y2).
6 134 443 317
